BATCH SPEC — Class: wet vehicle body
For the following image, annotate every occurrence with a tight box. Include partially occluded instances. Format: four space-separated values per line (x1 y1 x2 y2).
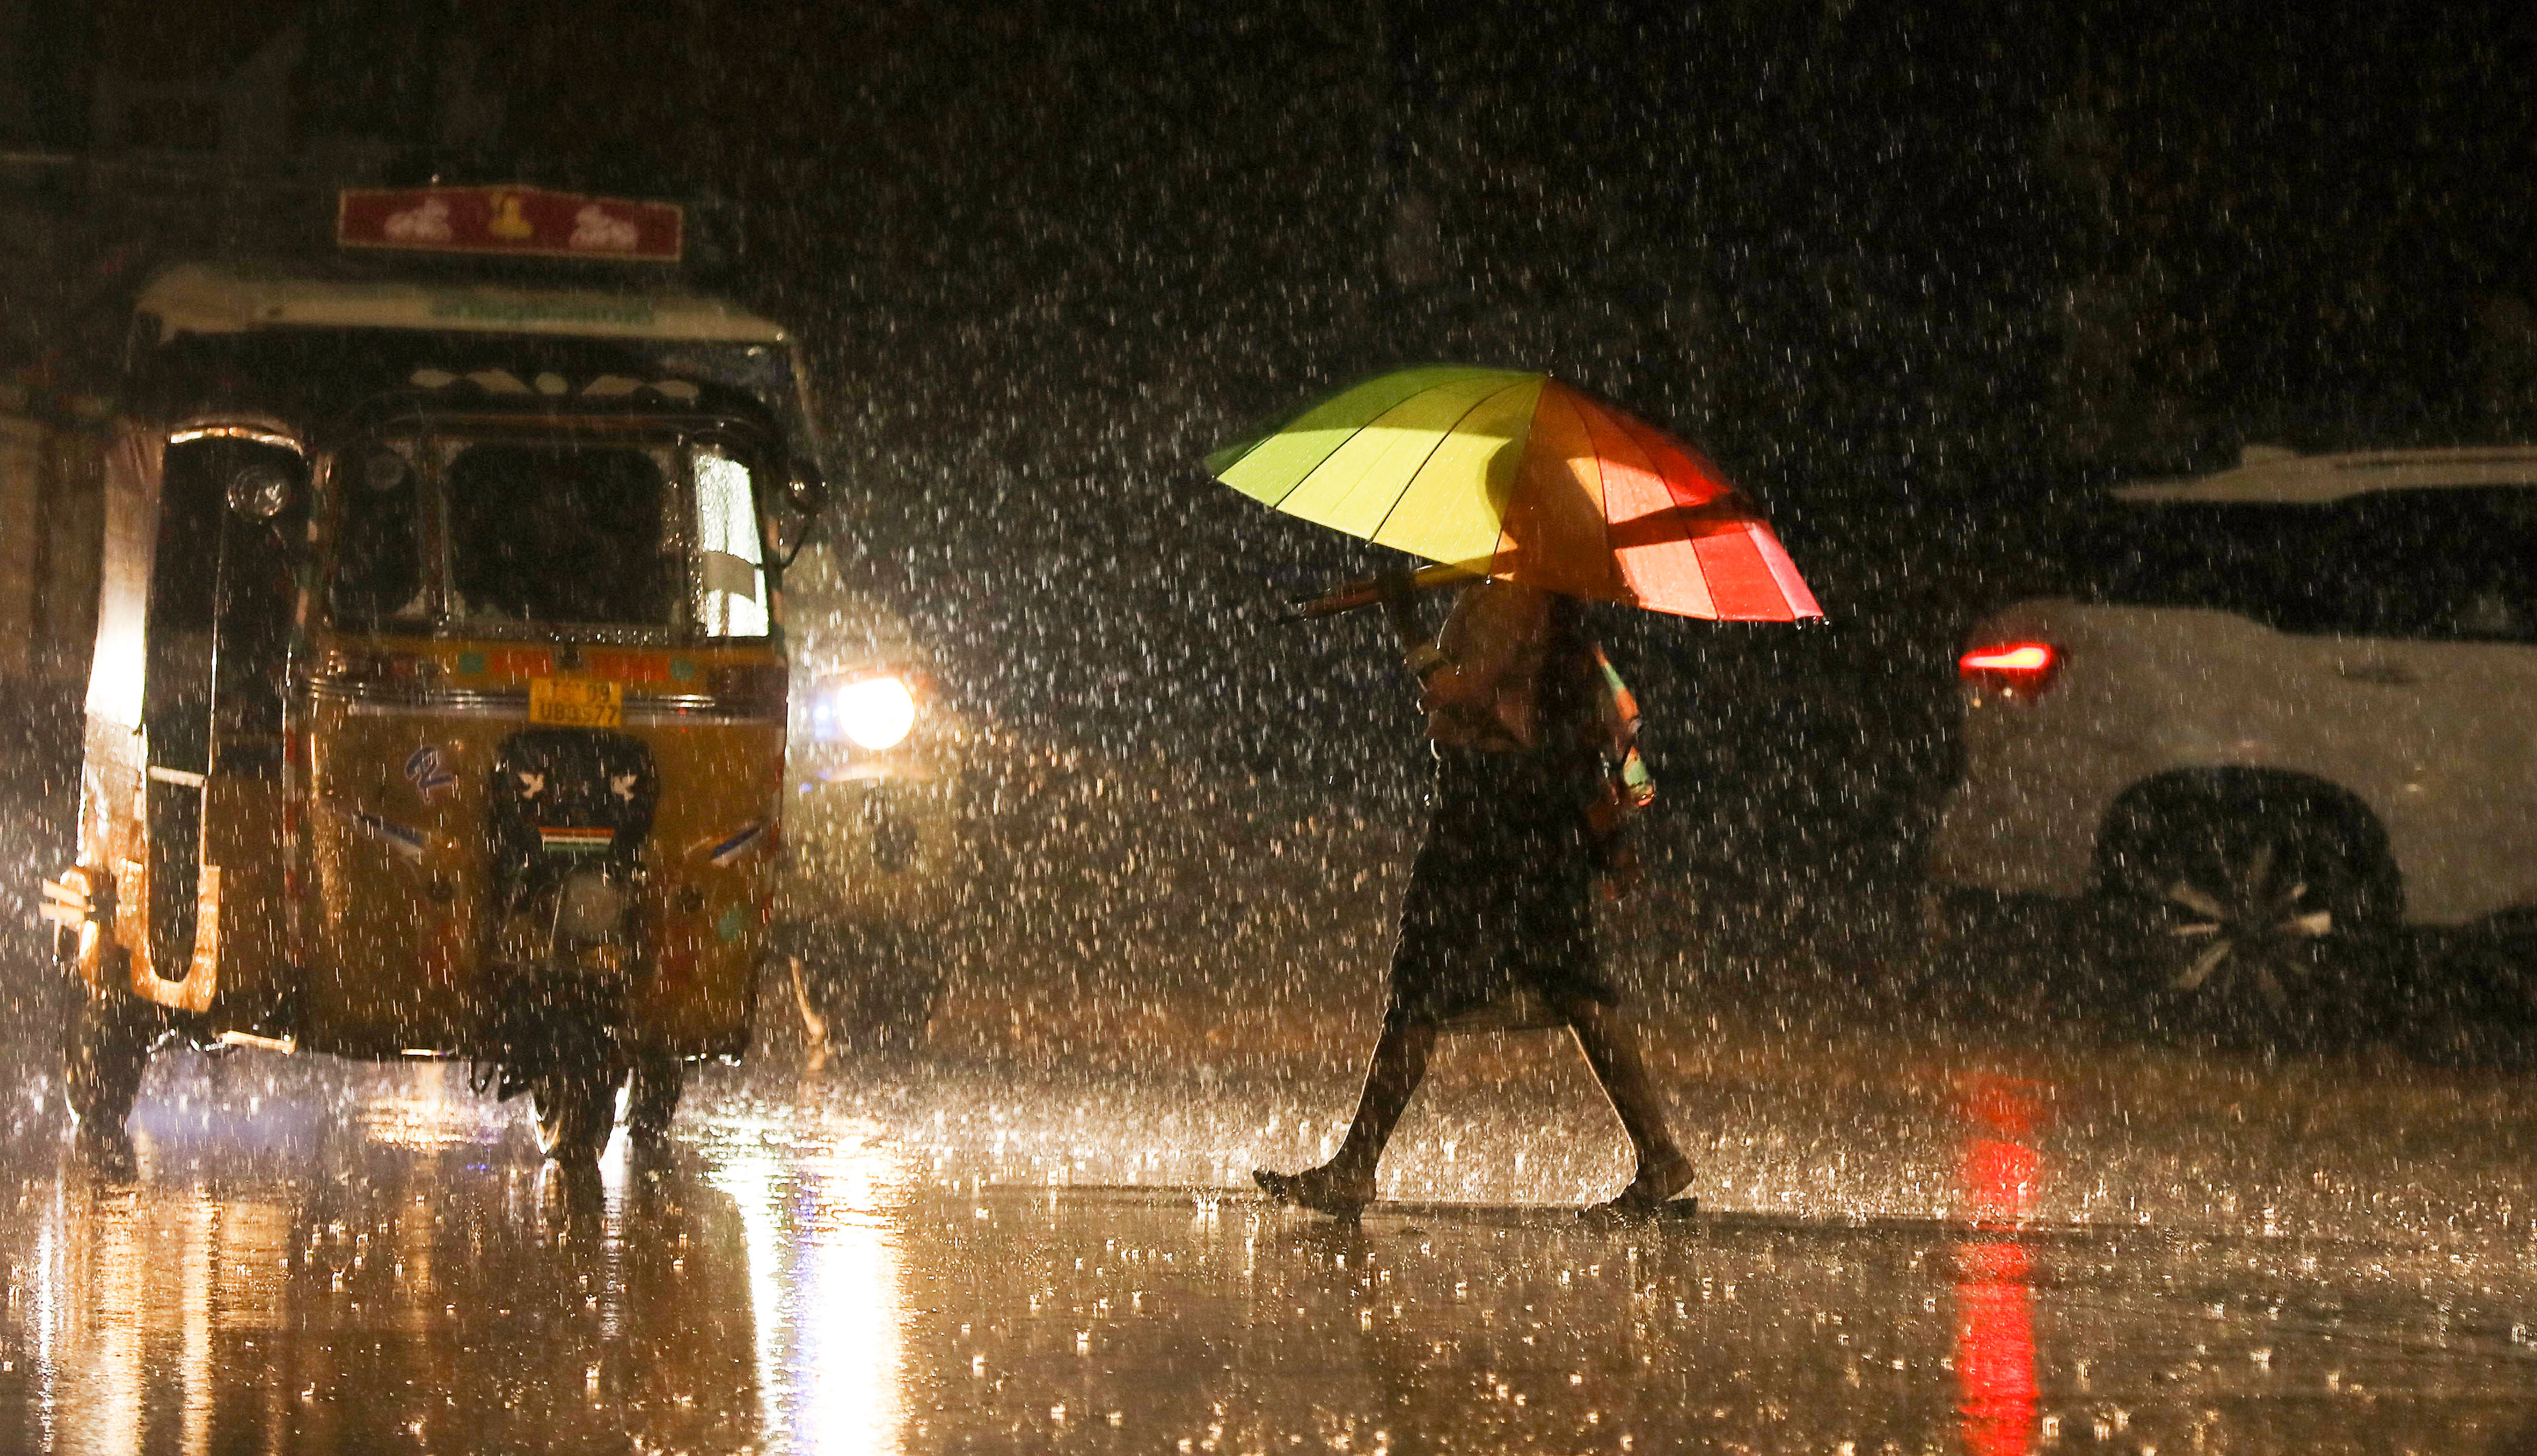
773 585 971 1050
1929 447 2537 1044
38 257 832 1160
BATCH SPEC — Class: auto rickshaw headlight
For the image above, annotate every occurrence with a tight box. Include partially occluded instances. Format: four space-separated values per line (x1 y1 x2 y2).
553 870 627 947
818 674 918 750
362 449 413 494
226 461 297 518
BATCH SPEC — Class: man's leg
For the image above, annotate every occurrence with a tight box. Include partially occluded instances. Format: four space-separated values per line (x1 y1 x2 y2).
1561 996 1695 1206
1328 1001 1438 1182
1257 1001 1436 1214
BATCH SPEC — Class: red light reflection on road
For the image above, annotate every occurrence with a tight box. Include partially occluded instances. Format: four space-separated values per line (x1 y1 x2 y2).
1954 1074 2044 1456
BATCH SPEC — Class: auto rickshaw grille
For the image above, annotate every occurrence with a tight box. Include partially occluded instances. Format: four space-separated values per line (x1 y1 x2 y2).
471 728 662 1102
486 728 660 914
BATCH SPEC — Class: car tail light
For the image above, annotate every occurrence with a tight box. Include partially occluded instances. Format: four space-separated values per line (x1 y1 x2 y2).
1958 641 2061 698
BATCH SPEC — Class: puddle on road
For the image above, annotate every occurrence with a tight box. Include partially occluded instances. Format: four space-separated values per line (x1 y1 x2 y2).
2 1060 2536 1454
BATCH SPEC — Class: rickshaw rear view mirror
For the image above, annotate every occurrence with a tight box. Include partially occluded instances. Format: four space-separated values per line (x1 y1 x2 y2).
225 461 297 519
781 457 830 518
763 457 831 567
361 448 413 494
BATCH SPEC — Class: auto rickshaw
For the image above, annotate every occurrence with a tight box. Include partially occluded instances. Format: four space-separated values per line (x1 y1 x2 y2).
40 322 826 1161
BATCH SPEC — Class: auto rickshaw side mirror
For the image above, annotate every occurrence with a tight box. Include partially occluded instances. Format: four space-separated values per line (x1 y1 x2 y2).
782 457 830 519
226 461 298 520
764 457 834 568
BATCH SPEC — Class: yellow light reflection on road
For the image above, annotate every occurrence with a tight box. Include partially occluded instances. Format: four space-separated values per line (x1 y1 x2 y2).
797 1134 910 1455
181 1195 212 1456
711 1118 912 1455
34 1204 57 1450
18 1153 307 1456
53 1184 144 1456
355 1063 516 1151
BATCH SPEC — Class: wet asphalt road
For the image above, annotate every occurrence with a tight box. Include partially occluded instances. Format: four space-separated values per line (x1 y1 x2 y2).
5 1012 2537 1455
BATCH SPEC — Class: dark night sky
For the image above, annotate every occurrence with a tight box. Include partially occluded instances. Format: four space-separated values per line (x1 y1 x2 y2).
38 2 2523 468
13 1 2537 913
22 2 2533 480
479 1 2537 460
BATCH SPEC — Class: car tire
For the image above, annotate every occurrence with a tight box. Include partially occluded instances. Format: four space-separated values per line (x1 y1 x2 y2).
2092 804 2399 1047
2399 932 2537 1070
533 1068 623 1163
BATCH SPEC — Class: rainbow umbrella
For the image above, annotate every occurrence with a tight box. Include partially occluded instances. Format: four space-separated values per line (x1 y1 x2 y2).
1207 365 1822 621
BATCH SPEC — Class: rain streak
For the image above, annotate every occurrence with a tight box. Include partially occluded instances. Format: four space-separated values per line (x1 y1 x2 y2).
1 4 2535 1454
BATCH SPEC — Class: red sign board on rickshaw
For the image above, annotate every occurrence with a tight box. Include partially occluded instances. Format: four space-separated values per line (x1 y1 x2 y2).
336 186 684 263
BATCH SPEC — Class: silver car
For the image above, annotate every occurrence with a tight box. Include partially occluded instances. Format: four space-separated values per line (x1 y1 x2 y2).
1928 446 2537 1039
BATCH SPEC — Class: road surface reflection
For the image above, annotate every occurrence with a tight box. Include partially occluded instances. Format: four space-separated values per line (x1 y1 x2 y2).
4 1054 2537 1453
1953 1073 2044 1456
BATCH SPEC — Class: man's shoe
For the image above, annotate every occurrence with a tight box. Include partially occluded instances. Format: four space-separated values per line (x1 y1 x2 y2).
1579 1191 1698 1224
1254 1165 1374 1219
1580 1152 1696 1222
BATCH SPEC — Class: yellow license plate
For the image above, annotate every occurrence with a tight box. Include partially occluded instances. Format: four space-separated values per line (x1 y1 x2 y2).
529 676 623 728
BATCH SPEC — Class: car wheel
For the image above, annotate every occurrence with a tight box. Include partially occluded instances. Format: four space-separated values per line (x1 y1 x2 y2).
533 1067 624 1163
2095 806 2397 1046
2400 932 2537 1070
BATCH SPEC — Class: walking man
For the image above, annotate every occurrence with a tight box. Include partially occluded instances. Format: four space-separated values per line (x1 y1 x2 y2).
1256 575 1696 1220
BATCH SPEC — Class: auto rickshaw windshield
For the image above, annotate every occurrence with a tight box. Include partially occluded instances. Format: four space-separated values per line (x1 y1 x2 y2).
325 436 771 638
447 441 677 626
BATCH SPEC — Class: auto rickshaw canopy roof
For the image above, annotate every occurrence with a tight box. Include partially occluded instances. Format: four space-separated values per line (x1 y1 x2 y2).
136 261 792 347
133 327 788 447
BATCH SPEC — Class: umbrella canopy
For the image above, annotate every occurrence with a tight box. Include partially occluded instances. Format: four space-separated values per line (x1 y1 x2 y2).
1207 365 1822 621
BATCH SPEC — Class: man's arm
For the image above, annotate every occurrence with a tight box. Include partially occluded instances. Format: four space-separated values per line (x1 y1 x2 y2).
1376 571 1450 679
1419 581 1539 708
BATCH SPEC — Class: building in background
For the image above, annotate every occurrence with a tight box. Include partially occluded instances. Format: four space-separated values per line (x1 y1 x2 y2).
0 3 693 697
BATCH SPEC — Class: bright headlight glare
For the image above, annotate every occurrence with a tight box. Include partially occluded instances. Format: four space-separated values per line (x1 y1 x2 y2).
828 675 917 750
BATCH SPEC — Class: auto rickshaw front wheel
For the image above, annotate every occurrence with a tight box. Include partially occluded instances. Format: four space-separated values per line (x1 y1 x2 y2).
531 1054 686 1162
63 960 160 1141
532 1067 625 1163
624 1052 684 1146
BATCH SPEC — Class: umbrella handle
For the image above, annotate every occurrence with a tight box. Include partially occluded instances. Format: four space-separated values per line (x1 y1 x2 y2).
1268 562 1476 625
